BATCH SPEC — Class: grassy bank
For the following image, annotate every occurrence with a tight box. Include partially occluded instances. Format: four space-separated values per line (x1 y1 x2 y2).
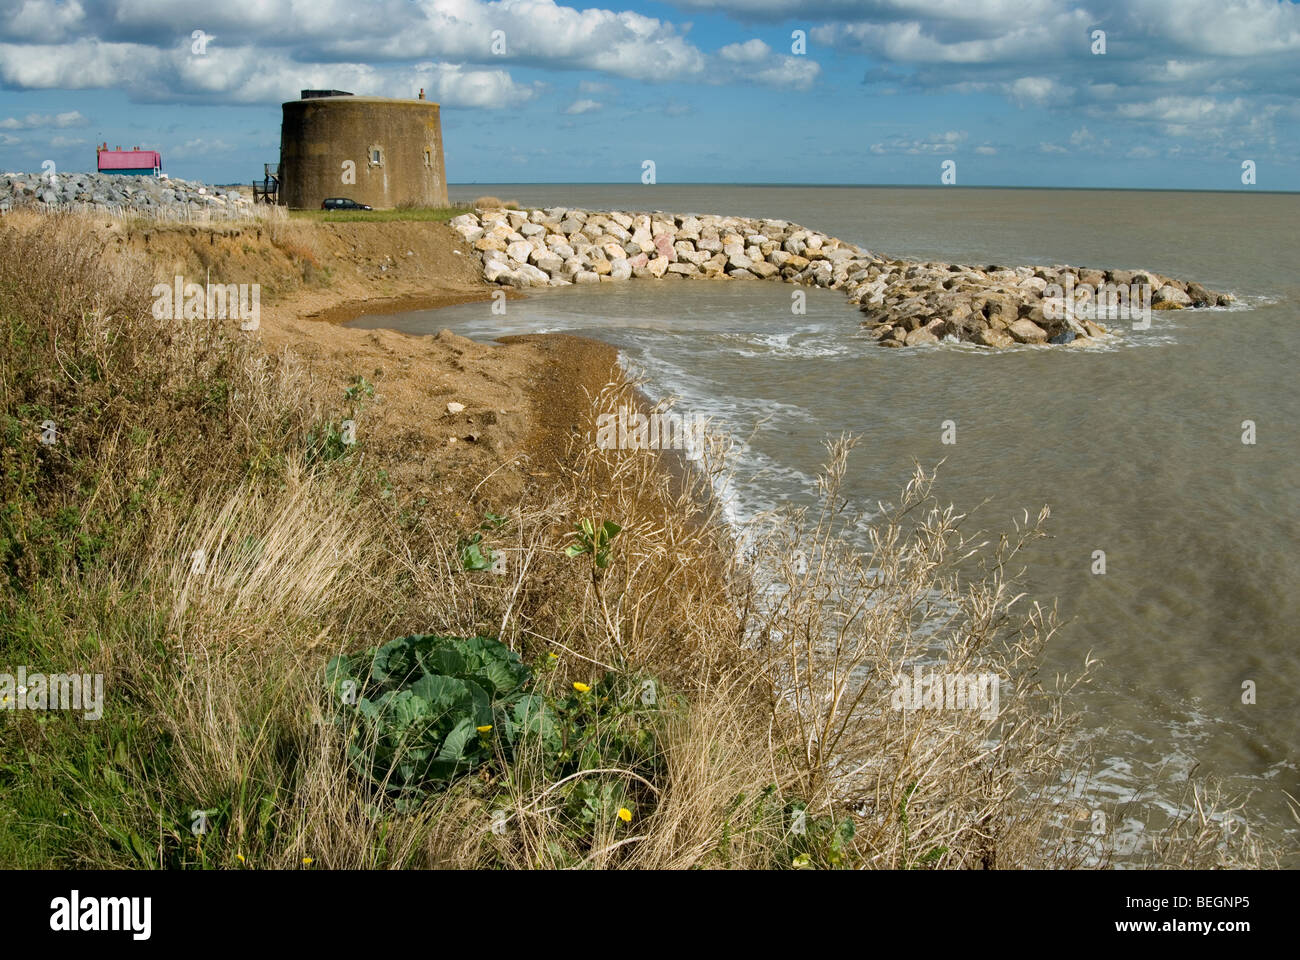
289 206 467 224
0 210 1271 869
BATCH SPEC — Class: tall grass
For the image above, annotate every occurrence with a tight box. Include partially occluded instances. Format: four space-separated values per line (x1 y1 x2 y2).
288 206 468 223
0 211 1272 869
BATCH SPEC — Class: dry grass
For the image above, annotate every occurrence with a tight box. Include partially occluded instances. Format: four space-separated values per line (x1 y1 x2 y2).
0 211 1275 870
472 196 520 211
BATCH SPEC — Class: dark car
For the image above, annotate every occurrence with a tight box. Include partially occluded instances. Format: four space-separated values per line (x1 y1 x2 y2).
321 197 372 210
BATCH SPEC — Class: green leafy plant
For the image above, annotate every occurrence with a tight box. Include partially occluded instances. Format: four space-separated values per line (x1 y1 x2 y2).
343 376 375 402
458 511 510 571
459 532 495 571
784 801 856 869
304 421 352 466
325 634 533 801
565 518 622 569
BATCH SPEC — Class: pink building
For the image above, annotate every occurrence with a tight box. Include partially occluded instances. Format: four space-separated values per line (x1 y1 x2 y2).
96 143 162 175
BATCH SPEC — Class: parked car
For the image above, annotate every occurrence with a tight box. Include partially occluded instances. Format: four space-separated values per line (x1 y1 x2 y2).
321 197 372 210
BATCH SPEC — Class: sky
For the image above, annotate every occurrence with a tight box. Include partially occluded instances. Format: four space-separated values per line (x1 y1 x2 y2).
0 0 1297 189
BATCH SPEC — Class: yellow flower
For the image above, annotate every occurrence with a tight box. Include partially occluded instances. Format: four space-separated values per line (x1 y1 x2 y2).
302 857 314 865
476 725 492 733
617 808 633 823
236 853 245 863
548 652 558 659
573 681 590 693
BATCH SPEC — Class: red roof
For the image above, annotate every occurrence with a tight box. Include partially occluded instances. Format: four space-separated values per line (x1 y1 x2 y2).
98 149 161 170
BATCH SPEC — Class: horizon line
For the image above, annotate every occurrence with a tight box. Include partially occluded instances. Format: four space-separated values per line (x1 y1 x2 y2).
446 182 1299 195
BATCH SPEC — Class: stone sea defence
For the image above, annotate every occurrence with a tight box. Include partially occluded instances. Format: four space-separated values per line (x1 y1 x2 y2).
452 207 1232 348
0 171 252 218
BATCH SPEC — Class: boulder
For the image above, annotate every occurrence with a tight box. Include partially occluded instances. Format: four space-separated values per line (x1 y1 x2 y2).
1007 318 1048 344
974 327 1015 349
483 260 513 283
516 263 551 285
1153 284 1192 306
534 253 564 274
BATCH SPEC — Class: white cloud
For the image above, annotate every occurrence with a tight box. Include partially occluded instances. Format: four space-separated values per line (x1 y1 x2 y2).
0 110 88 129
870 130 967 154
564 98 602 114
1007 76 1070 107
0 40 540 108
0 1 825 101
2 0 87 43
169 137 234 158
719 39 770 63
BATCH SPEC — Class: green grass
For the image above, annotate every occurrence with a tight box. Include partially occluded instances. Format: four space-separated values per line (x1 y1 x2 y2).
288 205 469 223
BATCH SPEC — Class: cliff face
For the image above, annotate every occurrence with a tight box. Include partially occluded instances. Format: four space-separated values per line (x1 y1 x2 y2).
0 209 613 512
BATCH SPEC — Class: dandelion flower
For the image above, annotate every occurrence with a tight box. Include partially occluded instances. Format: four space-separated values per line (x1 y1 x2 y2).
302 857 314 865
617 808 633 823
476 725 492 733
573 682 590 693
236 853 245 863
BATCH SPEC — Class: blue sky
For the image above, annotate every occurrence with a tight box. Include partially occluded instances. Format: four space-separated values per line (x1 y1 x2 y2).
1 0 1297 189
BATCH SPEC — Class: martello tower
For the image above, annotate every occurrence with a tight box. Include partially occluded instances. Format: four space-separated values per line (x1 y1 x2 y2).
278 89 448 209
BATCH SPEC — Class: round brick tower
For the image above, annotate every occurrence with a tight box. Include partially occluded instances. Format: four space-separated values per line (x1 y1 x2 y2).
278 91 448 209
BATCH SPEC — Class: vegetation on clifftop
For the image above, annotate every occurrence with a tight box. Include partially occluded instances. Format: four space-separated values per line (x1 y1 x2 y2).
0 211 1272 869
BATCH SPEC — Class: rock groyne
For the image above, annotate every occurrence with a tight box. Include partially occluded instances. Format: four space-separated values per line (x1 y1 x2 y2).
0 171 252 218
452 207 1232 348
